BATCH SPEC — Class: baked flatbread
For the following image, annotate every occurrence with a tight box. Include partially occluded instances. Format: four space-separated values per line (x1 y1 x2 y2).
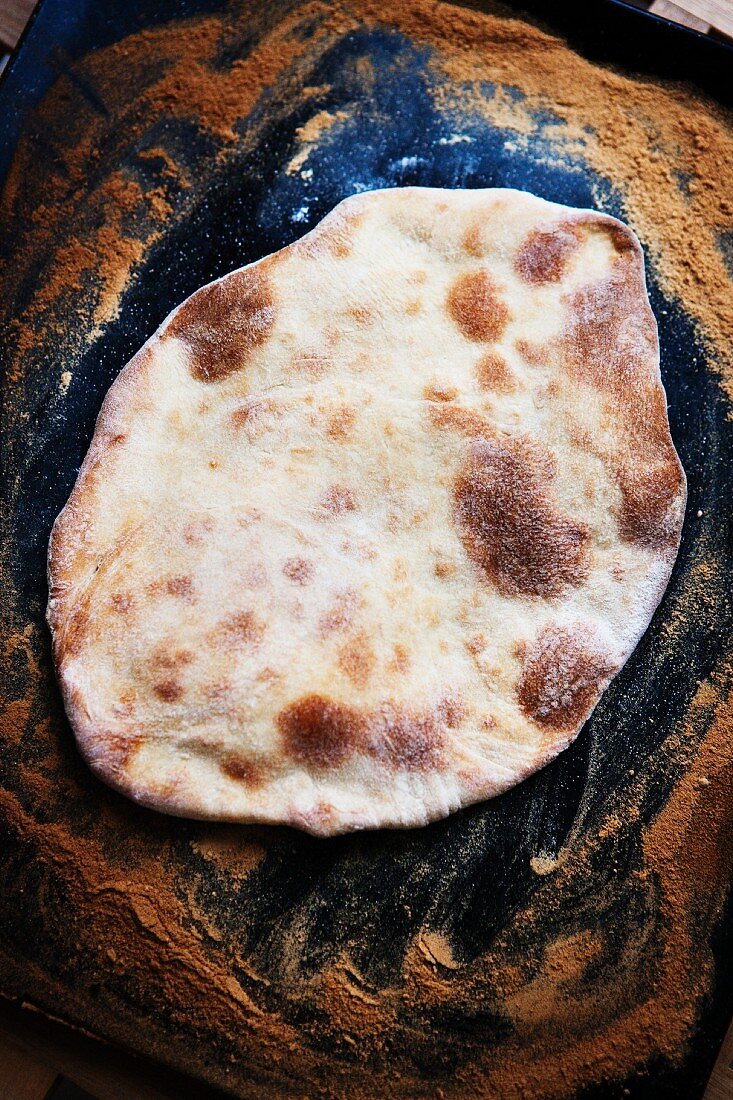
47 187 686 835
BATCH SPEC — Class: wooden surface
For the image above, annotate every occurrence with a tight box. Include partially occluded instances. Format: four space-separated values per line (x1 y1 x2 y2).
705 1019 733 1100
665 0 733 37
628 0 733 37
0 0 34 50
650 0 713 33
0 1020 57 1100
0 996 228 1100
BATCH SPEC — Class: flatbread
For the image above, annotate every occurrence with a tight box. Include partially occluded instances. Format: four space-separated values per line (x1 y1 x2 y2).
47 187 686 835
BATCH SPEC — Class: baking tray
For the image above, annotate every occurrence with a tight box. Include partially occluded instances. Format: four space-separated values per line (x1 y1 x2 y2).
1 1 732 1097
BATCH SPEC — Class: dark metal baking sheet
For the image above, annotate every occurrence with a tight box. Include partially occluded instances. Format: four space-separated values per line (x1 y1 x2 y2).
1 2 732 1097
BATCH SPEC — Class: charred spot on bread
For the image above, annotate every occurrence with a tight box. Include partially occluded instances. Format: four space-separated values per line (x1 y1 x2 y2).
517 625 617 731
446 269 511 343
476 351 516 393
515 222 582 285
154 678 184 703
453 435 589 598
220 754 264 787
166 267 275 383
278 694 365 770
